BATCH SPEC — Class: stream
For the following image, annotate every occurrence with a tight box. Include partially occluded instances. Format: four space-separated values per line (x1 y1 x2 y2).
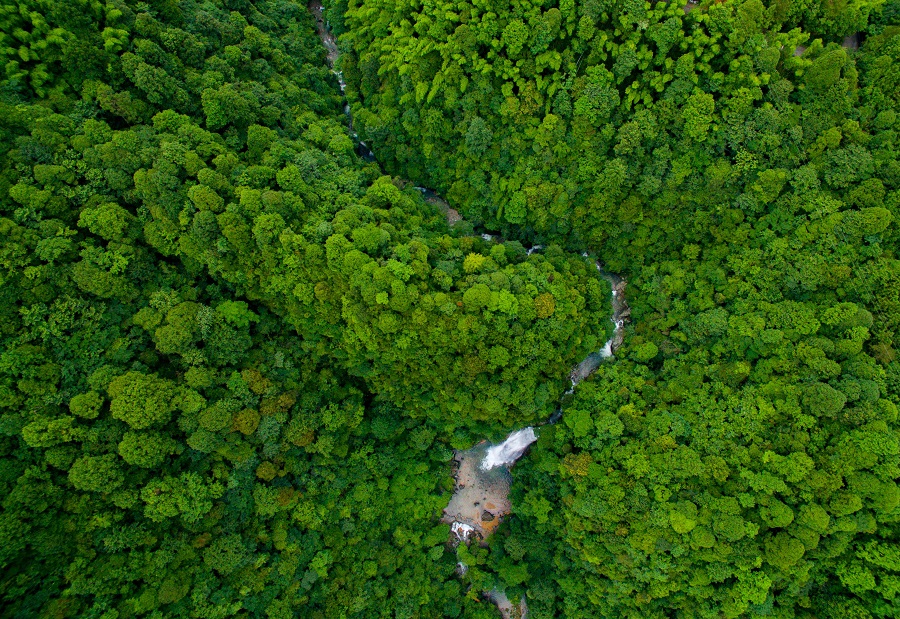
440 270 627 545
439 267 627 619
307 6 631 617
308 1 374 160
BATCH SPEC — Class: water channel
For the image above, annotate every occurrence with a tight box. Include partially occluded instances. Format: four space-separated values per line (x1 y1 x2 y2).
306 6 631 616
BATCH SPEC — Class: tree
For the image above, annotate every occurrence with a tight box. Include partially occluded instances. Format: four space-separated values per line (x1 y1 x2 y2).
107 371 184 429
68 454 124 493
118 430 178 468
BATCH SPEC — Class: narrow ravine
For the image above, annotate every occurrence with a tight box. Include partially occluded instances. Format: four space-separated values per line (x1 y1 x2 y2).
441 268 629 546
307 8 631 617
308 0 374 159
440 269 628 619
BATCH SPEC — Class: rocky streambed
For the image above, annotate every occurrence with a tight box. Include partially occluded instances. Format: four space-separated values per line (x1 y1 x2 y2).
443 442 512 540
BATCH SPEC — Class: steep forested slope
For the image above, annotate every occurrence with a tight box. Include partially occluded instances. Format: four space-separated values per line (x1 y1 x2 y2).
0 1 609 618
333 1 900 618
2 0 900 618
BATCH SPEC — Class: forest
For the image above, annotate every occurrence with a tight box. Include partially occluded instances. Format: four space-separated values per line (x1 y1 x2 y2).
1 0 899 618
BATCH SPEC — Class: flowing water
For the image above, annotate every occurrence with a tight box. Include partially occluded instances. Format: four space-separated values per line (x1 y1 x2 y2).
307 9 632 616
481 428 538 471
442 263 629 553
308 1 374 159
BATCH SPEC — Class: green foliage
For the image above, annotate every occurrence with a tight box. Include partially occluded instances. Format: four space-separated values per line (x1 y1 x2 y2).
2 1 899 618
118 430 178 468
327 0 900 617
0 2 486 616
68 454 123 493
107 371 183 430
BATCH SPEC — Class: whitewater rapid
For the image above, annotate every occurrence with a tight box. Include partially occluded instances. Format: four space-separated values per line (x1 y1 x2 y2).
481 428 538 471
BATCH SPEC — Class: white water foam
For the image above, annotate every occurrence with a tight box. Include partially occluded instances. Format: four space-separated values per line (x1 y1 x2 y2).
598 338 614 359
451 521 475 541
481 428 538 470
598 319 625 359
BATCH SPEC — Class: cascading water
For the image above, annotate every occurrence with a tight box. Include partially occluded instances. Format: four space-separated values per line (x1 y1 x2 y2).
481 428 538 471
564 263 627 391
308 1 374 160
451 522 475 541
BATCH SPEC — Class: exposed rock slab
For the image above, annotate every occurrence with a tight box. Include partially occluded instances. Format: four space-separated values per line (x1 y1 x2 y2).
442 441 512 539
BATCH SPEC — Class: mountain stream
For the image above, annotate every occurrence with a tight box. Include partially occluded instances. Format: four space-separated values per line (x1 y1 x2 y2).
307 7 631 616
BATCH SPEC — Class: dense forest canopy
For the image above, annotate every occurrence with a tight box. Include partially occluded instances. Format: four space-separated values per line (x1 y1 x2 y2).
334 0 900 617
0 0 899 618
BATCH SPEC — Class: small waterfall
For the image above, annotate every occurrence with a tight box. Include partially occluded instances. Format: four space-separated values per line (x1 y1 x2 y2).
598 338 614 358
358 141 374 159
451 521 475 541
481 428 538 471
595 263 628 358
597 319 625 360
